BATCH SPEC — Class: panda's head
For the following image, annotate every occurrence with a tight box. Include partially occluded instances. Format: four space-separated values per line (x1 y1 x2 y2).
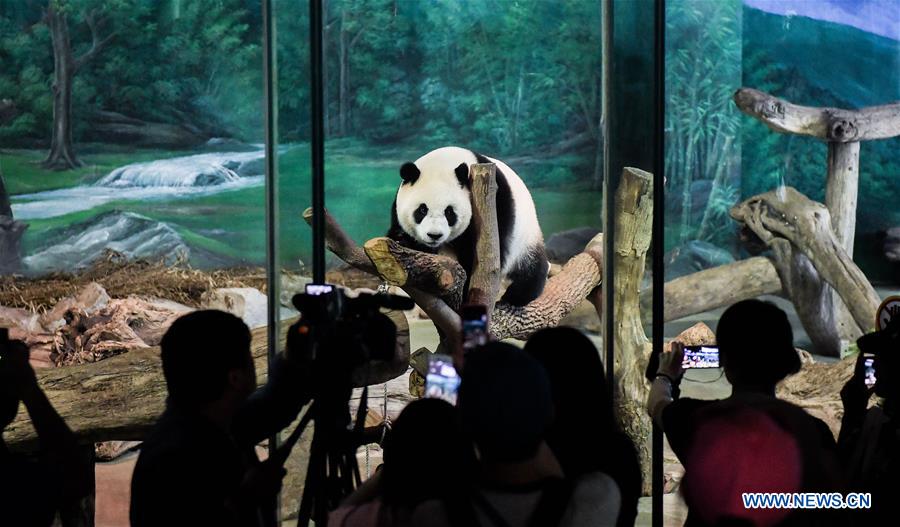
395 160 471 249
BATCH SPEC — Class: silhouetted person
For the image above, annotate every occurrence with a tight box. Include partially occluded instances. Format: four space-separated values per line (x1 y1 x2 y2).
839 317 900 525
525 326 641 527
1 333 92 526
648 299 843 526
130 310 312 527
413 342 621 527
330 398 476 527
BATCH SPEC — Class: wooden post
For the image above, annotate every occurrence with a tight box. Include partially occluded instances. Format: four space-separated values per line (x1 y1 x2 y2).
733 88 900 352
466 163 502 313
825 141 861 342
611 167 654 495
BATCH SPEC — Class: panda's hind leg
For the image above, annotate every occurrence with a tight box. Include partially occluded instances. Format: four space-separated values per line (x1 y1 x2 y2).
499 246 549 306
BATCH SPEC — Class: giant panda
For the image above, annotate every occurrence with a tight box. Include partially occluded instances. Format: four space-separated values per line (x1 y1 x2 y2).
387 146 549 306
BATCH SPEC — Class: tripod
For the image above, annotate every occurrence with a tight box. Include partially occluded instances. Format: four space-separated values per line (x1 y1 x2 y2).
294 380 370 526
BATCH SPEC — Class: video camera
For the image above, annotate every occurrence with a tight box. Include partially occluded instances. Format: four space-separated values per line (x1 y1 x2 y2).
288 283 413 368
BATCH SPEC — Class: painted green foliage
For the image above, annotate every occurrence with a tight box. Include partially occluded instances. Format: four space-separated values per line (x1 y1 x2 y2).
665 1 899 280
0 0 262 144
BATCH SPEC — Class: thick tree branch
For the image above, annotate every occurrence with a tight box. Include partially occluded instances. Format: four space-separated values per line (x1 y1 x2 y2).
363 238 465 300
730 187 881 333
302 207 375 273
73 9 116 71
734 88 900 142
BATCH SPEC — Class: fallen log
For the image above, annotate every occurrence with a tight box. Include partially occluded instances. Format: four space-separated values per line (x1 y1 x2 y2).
5 311 410 450
640 256 783 324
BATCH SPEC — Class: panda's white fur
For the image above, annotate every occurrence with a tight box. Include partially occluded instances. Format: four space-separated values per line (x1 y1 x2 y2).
390 146 548 305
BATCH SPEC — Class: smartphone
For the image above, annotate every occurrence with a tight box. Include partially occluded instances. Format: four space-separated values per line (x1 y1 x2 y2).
305 284 334 295
425 353 461 405
864 355 877 388
461 304 489 352
682 345 720 369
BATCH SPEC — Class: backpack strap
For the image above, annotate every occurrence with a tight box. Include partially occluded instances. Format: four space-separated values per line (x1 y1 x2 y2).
527 478 575 527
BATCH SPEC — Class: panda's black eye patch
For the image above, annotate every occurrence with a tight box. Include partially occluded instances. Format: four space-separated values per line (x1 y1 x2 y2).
414 204 428 224
445 206 457 227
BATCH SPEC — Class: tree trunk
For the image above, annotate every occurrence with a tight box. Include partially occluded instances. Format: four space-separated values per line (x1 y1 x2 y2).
465 163 502 311
0 168 27 274
766 238 841 356
611 167 654 495
825 141 862 344
44 6 82 170
0 168 12 217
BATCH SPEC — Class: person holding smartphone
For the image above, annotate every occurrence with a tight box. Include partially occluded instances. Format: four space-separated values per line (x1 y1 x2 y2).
838 317 900 525
646 300 844 526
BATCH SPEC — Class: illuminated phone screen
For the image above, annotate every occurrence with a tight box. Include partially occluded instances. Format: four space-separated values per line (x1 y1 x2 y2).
682 345 720 369
425 354 461 405
864 357 877 388
462 317 488 350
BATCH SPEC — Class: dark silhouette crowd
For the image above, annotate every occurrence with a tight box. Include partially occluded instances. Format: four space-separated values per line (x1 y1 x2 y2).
1 297 898 526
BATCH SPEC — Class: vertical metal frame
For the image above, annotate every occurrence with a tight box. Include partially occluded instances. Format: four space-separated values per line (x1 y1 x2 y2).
262 0 279 367
309 0 326 283
651 1 666 526
604 0 666 525
261 0 281 520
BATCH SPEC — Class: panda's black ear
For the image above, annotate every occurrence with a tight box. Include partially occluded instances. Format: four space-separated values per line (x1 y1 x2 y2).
454 163 470 187
400 162 420 184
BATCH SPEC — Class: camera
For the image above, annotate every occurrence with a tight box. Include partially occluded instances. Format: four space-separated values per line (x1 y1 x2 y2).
288 284 413 368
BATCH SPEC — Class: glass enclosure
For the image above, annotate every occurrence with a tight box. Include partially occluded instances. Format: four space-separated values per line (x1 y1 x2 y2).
6 0 896 525
664 0 900 523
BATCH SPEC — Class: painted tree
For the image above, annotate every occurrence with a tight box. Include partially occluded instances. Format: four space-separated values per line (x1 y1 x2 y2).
41 0 117 170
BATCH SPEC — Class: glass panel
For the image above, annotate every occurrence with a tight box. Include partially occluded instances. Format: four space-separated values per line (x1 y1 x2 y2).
1 1 268 524
606 0 660 524
665 0 899 523
275 0 618 522
663 0 742 523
